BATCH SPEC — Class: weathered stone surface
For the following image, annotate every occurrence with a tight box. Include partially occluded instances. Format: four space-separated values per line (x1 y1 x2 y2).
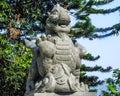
28 92 96 96
24 4 89 96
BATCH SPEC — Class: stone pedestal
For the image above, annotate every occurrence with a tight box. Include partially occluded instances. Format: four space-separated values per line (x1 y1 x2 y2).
28 92 96 96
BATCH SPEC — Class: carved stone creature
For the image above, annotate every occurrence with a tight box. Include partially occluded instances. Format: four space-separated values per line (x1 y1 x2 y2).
24 4 88 96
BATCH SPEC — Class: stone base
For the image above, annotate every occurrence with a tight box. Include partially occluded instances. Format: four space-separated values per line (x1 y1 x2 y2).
28 92 96 96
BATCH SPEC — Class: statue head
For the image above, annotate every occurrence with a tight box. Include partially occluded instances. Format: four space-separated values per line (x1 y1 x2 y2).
46 4 71 35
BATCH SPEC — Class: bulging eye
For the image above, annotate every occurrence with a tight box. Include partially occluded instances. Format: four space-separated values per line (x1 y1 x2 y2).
52 10 58 15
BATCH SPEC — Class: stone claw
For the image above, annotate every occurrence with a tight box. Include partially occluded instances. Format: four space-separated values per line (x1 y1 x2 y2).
41 34 47 41
47 34 51 41
36 38 41 45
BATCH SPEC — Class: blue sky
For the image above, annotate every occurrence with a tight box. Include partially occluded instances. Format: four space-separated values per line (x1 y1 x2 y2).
71 0 120 80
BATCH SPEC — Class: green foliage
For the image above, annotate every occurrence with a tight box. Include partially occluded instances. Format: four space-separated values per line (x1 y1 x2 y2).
0 0 13 25
82 53 100 61
102 69 120 96
80 75 104 86
0 34 31 95
81 64 112 72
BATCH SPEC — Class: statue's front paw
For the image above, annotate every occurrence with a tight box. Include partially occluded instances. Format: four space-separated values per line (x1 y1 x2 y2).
36 34 48 46
41 34 47 41
36 37 41 44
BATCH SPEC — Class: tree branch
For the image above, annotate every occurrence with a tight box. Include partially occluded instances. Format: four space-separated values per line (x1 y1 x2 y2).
87 6 120 14
92 0 114 6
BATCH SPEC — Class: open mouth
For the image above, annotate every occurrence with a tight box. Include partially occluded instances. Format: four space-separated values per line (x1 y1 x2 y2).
60 25 67 28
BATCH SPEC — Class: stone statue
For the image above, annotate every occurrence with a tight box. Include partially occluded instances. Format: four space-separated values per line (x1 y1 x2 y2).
24 4 88 96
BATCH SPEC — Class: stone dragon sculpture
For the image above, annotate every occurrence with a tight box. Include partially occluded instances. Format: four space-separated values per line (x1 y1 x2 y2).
24 4 88 96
